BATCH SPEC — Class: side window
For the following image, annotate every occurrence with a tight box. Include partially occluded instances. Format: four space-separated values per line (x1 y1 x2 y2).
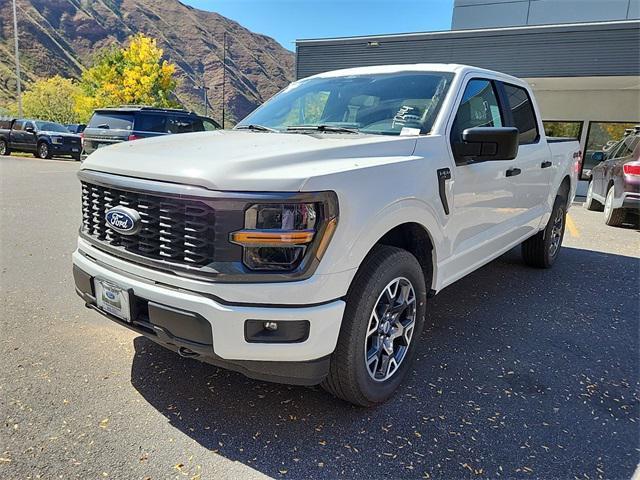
503 83 539 144
201 118 218 131
451 79 503 145
611 135 639 159
167 116 200 134
13 121 24 131
135 114 167 133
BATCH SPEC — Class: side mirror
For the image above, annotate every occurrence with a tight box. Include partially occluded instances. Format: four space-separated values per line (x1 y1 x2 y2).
25 126 35 133
591 151 605 163
454 127 519 163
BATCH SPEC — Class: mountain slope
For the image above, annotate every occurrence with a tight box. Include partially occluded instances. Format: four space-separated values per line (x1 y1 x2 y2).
0 0 296 123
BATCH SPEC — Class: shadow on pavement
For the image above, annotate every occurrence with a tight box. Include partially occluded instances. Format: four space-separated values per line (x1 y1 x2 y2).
130 246 639 479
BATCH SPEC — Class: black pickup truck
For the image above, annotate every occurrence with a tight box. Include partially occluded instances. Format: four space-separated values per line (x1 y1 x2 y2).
0 118 82 160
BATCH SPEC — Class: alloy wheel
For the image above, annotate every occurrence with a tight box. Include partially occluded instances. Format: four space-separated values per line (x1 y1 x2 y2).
548 207 564 257
0 141 6 155
604 189 613 219
39 143 48 159
364 277 417 382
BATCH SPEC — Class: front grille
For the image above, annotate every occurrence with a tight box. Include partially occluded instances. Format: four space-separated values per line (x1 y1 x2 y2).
64 137 80 145
81 181 215 267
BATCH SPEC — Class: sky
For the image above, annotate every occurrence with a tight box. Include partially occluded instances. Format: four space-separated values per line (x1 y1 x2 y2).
182 0 455 51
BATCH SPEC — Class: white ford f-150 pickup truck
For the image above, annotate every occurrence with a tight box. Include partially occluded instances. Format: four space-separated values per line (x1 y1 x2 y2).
73 64 580 406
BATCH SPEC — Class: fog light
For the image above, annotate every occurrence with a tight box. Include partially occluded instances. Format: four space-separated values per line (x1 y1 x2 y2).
263 321 278 331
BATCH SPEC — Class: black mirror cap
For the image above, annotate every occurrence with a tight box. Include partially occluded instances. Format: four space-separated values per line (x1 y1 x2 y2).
456 127 519 163
591 151 605 162
25 126 35 133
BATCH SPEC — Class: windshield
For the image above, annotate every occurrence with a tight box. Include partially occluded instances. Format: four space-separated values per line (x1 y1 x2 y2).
237 72 454 136
35 121 69 133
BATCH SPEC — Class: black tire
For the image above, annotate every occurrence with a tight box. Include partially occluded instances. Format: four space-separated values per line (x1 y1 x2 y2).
0 139 9 156
584 181 603 211
522 195 566 268
37 141 52 159
603 187 626 227
322 245 427 406
72 153 82 162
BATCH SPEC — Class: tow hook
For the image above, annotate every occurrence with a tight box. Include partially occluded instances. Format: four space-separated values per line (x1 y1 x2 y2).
177 346 199 358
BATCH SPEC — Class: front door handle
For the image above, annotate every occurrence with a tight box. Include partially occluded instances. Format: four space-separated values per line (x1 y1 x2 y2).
506 167 521 177
541 161 552 168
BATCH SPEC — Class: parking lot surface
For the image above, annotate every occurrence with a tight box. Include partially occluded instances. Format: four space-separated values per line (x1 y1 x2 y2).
1 156 638 479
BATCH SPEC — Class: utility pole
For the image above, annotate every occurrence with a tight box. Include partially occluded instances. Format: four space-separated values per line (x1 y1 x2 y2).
12 0 23 117
202 70 209 117
221 31 226 129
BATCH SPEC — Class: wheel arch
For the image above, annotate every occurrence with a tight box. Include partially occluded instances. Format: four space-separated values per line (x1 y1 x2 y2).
343 216 440 296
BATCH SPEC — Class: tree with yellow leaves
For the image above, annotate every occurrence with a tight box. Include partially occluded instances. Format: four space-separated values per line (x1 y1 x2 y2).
77 34 179 120
22 76 84 124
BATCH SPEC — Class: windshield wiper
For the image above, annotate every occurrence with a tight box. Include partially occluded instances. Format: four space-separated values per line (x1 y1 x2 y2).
286 125 360 134
235 124 279 132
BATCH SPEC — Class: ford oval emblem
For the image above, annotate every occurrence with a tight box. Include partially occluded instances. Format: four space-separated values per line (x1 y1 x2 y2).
105 206 141 235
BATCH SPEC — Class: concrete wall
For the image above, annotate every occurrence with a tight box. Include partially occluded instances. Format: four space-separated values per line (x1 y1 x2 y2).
533 89 640 122
452 0 640 29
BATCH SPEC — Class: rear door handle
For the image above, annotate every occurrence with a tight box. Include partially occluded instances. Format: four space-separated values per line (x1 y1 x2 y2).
506 167 521 177
541 161 552 168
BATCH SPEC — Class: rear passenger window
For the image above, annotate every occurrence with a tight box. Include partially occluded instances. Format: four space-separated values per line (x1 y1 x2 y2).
503 83 539 144
167 117 202 133
451 79 503 144
135 114 167 133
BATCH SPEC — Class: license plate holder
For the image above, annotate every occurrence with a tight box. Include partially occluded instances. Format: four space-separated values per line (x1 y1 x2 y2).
94 279 132 322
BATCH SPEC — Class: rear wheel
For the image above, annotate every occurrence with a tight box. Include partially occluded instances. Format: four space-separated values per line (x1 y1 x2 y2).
37 141 52 159
584 182 604 211
322 245 427 406
522 195 566 268
604 187 625 227
0 139 9 156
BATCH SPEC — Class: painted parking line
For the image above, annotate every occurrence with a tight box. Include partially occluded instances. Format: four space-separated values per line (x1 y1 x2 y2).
566 213 580 238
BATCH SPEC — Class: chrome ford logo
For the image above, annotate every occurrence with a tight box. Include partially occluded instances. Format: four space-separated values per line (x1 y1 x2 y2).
105 206 141 235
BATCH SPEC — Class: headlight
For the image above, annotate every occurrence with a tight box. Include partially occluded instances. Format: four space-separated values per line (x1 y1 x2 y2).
230 195 338 272
51 136 63 144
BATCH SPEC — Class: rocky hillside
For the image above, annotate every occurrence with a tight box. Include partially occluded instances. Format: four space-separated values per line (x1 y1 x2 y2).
0 0 296 123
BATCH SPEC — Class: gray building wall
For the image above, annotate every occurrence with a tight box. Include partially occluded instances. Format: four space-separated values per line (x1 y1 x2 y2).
295 21 640 80
452 0 639 29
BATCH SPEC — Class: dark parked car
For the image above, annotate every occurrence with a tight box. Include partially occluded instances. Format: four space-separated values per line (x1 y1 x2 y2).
82 106 220 158
585 126 640 226
0 118 82 160
66 123 86 134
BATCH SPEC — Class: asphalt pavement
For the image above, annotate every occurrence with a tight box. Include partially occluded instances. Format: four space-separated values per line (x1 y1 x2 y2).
1 155 638 479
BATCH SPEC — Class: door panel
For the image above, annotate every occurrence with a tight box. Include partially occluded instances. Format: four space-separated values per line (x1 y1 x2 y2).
442 78 519 283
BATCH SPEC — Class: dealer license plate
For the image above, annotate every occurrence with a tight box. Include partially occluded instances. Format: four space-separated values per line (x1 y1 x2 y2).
95 279 131 322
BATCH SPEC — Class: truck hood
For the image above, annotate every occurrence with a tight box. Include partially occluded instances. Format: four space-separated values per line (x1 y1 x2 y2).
81 130 418 191
42 131 80 138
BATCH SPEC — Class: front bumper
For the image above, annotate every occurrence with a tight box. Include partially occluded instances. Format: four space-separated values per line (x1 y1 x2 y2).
73 250 345 385
51 143 81 156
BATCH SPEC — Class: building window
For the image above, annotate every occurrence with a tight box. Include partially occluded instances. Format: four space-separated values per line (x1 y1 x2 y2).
502 83 539 144
543 121 583 140
583 122 638 180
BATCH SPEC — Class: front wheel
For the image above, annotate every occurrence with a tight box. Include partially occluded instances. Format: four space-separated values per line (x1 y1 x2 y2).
604 187 625 227
522 195 566 268
37 142 52 159
322 245 427 406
